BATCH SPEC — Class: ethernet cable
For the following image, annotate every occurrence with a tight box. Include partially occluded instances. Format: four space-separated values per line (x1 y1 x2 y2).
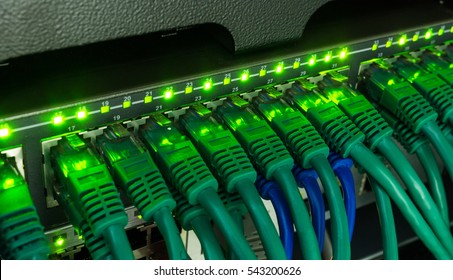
51 134 134 260
317 74 450 249
292 166 326 251
0 155 49 260
327 153 356 241
95 124 189 260
179 106 286 260
251 89 350 260
214 96 320 260
379 109 449 224
170 186 225 260
368 176 398 260
138 114 256 260
255 175 294 259
284 85 451 259
418 49 453 87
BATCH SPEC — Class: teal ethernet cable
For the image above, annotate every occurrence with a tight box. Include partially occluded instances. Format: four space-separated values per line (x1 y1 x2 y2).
170 186 225 260
138 114 256 260
317 74 452 251
214 96 321 260
251 89 350 260
51 134 134 260
0 155 49 260
368 176 398 260
179 105 286 260
360 63 453 189
379 109 450 224
284 85 451 259
95 124 189 260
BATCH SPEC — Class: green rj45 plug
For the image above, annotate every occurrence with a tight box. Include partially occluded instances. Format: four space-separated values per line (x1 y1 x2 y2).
214 96 321 260
179 106 286 260
95 124 189 260
0 156 49 260
51 134 134 260
251 88 350 260
285 81 451 259
139 114 256 260
418 49 453 86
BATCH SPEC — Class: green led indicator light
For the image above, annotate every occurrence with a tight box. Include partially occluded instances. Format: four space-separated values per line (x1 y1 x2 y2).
137 215 143 220
425 29 433 40
412 33 419 42
100 105 110 114
223 77 231 85
308 55 316 66
185 85 193 94
398 35 407 45
324 52 332 62
293 60 300 69
387 79 395 86
164 88 173 99
144 95 152 103
0 126 10 138
204 79 213 90
438 28 445 36
259 69 267 76
276 63 284 73
372 43 378 51
451 26 453 33
385 40 392 48
339 48 347 59
123 100 131 109
54 236 65 247
76 109 87 120
241 70 249 81
53 115 64 125
2 178 15 190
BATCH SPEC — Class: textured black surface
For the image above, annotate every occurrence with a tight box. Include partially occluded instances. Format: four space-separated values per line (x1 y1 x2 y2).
0 0 331 62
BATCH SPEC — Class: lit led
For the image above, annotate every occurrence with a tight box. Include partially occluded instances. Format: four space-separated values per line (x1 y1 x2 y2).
259 69 267 76
204 79 213 90
0 126 10 138
324 52 332 62
185 85 193 94
425 29 433 40
164 88 173 99
438 28 445 36
412 33 419 42
144 95 152 103
387 79 395 86
53 115 64 125
372 43 378 51
223 77 231 85
451 26 453 33
339 48 347 59
275 63 284 73
385 40 392 48
241 70 249 81
100 106 110 114
123 100 131 109
308 55 316 66
76 109 87 120
137 215 143 220
54 236 65 247
293 60 300 69
398 35 407 45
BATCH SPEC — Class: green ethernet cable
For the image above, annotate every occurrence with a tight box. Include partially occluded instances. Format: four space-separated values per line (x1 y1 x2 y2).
138 114 256 260
95 124 189 260
170 186 225 260
179 106 286 260
51 134 134 260
418 49 453 87
317 73 451 248
391 56 453 127
214 96 321 260
250 88 350 260
360 62 453 200
0 155 49 260
284 83 451 259
379 109 449 224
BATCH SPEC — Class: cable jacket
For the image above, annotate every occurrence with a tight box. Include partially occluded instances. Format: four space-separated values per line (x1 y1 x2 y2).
154 207 190 260
103 224 135 260
311 156 351 260
349 143 450 259
236 181 287 260
198 188 256 260
368 177 398 260
334 165 356 241
416 143 450 225
376 136 453 256
191 215 225 260
273 167 321 260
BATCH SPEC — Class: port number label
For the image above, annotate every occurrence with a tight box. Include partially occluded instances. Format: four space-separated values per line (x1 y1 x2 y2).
113 115 121 121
